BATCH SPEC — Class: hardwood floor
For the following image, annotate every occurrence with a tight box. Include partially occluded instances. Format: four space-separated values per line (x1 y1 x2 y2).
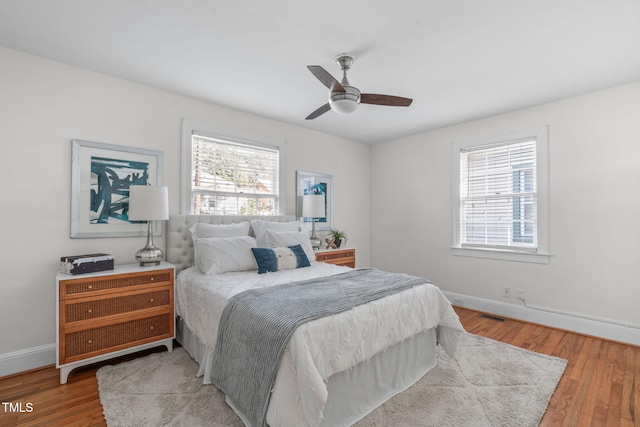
456 308 639 427
1 307 638 426
0 347 167 427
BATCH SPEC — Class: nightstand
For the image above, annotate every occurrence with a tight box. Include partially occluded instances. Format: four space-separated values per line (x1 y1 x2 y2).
315 248 356 268
56 262 175 384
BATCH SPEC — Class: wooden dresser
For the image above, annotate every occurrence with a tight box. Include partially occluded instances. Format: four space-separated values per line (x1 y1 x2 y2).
56 262 175 384
315 248 356 268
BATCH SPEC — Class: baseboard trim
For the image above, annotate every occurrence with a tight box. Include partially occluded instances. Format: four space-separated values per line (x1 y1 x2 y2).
0 344 56 378
444 291 640 347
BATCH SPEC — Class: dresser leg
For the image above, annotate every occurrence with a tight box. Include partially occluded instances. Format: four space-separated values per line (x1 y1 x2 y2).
59 366 72 384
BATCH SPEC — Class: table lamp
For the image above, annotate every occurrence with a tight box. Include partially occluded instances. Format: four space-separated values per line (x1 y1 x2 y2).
302 194 325 250
128 185 169 266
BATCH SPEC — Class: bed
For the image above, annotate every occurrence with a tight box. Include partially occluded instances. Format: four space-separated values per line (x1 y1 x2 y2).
167 214 464 427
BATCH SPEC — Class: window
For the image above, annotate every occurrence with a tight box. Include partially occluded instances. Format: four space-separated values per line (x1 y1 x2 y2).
452 126 549 263
181 120 282 215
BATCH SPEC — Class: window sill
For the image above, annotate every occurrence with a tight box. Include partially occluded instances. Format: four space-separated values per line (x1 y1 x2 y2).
452 247 550 264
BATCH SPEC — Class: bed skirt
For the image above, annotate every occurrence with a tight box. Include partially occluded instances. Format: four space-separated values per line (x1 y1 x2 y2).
176 316 441 426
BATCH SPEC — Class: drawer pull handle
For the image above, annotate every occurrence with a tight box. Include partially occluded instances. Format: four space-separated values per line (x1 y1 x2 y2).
149 326 154 330
88 339 93 344
150 277 155 281
87 285 93 290
87 309 93 314
150 298 154 303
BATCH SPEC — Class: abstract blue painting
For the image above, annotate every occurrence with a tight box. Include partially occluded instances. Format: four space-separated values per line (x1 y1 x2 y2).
90 156 149 224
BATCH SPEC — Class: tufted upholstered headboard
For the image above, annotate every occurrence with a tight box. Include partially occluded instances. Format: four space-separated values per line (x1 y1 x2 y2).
166 214 297 274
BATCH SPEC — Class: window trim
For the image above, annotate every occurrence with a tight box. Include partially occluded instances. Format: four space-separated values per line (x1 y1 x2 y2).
181 119 287 215
452 125 550 264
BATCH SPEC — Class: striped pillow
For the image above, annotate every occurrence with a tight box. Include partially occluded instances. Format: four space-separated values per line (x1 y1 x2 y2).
251 245 311 274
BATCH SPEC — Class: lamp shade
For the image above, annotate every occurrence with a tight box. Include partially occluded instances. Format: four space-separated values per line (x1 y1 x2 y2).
302 194 325 218
128 185 169 221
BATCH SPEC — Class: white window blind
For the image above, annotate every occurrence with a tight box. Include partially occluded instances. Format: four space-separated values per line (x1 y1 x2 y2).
189 133 279 215
459 137 537 251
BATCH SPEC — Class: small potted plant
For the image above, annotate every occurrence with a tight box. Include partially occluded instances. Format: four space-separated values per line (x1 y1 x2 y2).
329 228 348 248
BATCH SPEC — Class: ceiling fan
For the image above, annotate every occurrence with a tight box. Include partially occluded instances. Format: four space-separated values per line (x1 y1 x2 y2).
305 54 413 120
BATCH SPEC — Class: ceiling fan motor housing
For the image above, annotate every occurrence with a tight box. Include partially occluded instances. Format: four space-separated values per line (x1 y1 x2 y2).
330 54 360 113
330 85 361 113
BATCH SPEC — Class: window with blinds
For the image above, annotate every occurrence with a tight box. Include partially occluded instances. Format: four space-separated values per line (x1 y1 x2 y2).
188 133 279 215
459 137 537 251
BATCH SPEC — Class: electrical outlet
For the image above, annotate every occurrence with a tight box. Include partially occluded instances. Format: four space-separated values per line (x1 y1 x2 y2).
502 286 511 298
516 289 525 301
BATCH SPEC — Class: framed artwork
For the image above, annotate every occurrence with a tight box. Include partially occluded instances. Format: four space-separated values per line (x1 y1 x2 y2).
71 139 163 238
296 170 333 231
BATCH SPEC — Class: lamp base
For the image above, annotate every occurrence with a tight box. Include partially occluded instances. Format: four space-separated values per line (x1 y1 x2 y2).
309 219 321 250
136 220 163 266
309 235 321 250
135 246 163 266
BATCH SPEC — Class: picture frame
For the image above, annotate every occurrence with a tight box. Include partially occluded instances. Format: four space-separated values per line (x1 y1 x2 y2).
296 170 333 231
71 139 164 238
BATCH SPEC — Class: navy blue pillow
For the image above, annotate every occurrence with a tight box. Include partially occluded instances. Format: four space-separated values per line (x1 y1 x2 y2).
251 244 311 274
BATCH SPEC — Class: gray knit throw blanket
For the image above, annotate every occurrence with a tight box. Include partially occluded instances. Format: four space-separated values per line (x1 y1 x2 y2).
210 268 429 427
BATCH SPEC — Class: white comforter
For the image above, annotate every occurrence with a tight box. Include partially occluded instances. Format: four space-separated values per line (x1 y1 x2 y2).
176 262 464 427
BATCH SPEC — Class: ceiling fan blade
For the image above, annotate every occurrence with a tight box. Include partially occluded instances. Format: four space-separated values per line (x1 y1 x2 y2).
305 103 332 120
360 93 413 107
307 65 345 92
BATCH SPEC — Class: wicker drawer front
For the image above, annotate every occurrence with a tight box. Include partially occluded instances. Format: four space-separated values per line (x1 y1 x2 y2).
64 314 171 359
315 249 356 268
64 290 171 323
62 270 172 297
316 250 355 262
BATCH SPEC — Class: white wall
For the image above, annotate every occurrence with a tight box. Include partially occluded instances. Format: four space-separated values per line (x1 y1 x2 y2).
0 47 370 374
371 82 640 333
2 43 638 376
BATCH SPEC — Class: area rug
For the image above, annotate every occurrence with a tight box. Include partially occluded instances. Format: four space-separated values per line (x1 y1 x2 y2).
97 333 567 427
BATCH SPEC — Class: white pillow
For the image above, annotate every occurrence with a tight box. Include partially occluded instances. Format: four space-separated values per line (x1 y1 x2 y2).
189 222 250 239
265 230 315 262
250 220 301 247
194 236 257 275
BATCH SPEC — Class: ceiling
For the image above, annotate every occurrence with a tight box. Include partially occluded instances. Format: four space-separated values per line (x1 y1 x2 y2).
1 1 639 144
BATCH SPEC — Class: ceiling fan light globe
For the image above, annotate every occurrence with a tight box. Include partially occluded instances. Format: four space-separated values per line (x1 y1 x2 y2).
330 98 358 114
329 85 361 114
